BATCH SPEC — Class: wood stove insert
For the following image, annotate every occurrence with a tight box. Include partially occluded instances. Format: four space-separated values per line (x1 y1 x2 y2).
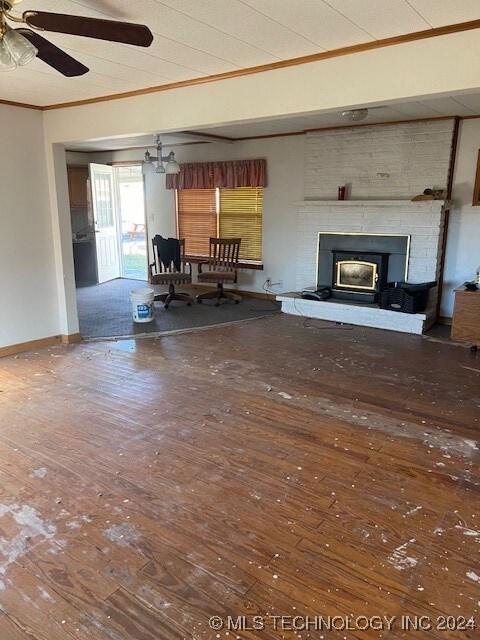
331 250 389 302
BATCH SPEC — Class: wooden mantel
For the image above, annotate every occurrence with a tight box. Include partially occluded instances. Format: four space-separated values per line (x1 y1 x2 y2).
294 199 450 207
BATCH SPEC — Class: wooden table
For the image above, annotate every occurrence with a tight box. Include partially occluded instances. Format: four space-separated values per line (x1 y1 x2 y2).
451 286 480 343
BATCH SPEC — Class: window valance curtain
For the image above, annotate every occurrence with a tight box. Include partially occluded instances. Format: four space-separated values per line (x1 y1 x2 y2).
166 158 267 190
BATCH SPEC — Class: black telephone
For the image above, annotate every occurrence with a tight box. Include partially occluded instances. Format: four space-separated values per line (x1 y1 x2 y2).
301 287 332 301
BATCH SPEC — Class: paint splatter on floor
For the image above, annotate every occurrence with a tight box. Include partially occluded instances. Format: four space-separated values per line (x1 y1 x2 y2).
388 539 419 571
103 523 141 547
30 468 47 479
466 571 480 583
0 503 58 584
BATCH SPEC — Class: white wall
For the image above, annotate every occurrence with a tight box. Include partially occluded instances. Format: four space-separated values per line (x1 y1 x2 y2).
65 151 89 165
109 136 305 293
0 105 59 348
442 119 480 317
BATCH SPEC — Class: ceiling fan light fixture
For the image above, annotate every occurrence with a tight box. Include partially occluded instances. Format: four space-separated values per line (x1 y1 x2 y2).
0 2 153 76
341 108 369 122
3 25 37 66
0 37 16 70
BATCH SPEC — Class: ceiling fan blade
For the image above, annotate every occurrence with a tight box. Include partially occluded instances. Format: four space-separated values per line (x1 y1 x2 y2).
23 11 154 47
17 29 89 76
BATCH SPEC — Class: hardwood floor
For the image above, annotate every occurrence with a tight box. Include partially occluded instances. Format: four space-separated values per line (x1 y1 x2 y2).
0 314 478 640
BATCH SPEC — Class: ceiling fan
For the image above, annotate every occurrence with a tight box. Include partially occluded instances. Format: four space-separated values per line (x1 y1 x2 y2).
0 0 153 76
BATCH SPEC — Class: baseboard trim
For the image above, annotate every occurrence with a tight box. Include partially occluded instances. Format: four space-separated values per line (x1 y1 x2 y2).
0 335 61 358
0 332 84 358
61 332 83 344
192 284 276 301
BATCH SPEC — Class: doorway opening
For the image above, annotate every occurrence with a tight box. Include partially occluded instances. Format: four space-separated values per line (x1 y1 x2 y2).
117 166 147 281
71 161 150 336
84 163 147 285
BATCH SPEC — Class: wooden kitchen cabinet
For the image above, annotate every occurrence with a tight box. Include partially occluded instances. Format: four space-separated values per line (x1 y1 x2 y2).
451 287 480 344
67 165 89 208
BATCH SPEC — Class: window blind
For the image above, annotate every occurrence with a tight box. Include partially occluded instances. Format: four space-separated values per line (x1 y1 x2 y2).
177 188 217 256
219 187 263 261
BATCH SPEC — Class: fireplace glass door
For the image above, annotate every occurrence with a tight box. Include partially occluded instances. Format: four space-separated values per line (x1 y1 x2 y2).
335 260 377 291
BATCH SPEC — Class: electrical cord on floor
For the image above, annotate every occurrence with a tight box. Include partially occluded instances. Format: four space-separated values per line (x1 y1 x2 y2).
292 292 355 330
247 280 283 312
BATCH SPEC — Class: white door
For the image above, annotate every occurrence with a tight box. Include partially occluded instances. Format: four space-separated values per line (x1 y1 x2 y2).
90 163 121 283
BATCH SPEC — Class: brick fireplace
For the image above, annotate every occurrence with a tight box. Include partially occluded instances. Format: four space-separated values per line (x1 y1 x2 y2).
278 199 448 334
277 119 454 334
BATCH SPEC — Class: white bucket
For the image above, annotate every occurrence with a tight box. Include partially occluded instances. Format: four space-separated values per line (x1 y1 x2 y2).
130 288 155 323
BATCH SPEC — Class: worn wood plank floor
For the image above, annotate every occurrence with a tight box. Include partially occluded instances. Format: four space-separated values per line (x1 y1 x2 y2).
0 314 479 640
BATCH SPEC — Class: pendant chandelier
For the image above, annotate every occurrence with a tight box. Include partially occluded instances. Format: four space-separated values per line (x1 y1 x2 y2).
142 135 180 175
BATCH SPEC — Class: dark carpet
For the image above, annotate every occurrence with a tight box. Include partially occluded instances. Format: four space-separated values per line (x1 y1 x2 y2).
76 278 280 339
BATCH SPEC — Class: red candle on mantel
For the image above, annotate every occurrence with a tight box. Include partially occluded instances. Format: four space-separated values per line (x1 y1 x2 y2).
338 186 346 200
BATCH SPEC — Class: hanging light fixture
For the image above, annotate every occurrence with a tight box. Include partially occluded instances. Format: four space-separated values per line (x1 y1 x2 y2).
0 4 37 71
0 36 15 70
142 134 180 176
3 24 36 65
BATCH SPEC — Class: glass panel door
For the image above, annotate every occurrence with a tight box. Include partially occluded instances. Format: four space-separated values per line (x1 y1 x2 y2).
90 163 120 284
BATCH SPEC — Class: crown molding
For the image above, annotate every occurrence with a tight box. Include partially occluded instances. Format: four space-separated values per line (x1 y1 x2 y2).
36 18 480 112
0 98 42 110
2 21 480 125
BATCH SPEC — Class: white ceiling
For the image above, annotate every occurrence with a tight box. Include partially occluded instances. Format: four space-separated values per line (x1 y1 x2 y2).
66 131 234 151
1 0 479 107
65 92 480 152
195 94 480 138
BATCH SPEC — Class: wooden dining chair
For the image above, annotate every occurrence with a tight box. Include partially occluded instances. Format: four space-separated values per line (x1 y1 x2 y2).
149 236 192 309
196 237 242 306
